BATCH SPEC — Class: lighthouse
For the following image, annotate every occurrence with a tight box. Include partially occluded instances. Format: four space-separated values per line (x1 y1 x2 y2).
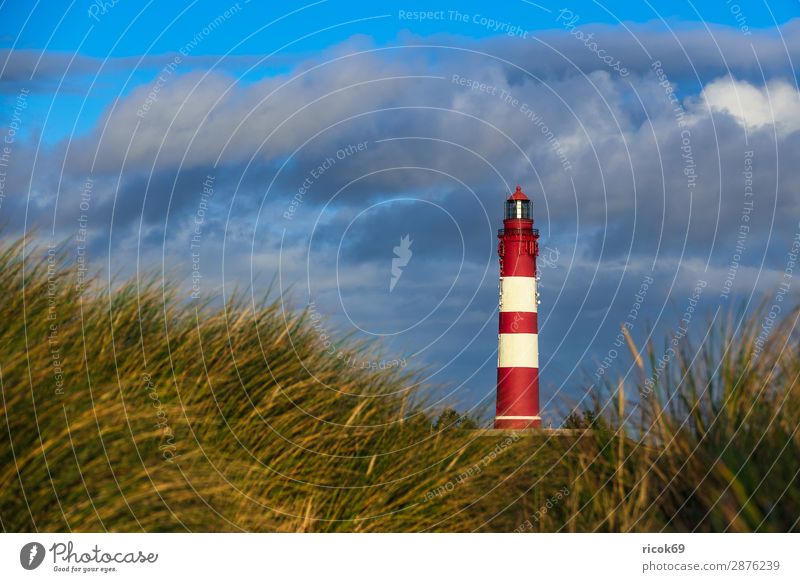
495 186 541 429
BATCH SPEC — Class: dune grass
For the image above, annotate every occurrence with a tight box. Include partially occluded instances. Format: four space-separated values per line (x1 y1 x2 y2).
1 237 798 532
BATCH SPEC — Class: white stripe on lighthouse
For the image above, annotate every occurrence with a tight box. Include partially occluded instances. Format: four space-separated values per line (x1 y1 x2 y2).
498 333 539 368
499 276 537 313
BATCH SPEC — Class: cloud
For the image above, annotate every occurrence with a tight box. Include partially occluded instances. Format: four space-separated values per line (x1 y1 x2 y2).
0 49 99 93
0 48 289 94
700 76 800 135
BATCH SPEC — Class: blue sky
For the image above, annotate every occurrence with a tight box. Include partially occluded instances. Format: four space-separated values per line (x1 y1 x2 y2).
2 0 800 424
3 0 798 139
4 0 797 56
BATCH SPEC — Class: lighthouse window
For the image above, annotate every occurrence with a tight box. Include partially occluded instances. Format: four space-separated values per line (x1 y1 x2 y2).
505 199 530 219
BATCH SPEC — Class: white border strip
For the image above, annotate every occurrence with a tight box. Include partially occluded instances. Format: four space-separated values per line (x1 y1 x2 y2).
1 533 797 579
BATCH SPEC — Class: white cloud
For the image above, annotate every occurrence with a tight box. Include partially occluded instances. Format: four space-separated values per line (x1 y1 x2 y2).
700 76 800 136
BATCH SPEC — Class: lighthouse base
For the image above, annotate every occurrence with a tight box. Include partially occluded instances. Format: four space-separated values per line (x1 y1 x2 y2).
494 416 541 429
495 367 540 429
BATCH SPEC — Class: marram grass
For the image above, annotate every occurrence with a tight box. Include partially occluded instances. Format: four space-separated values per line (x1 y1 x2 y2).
1 238 798 532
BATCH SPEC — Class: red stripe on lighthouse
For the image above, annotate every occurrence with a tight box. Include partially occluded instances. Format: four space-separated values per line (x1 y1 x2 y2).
496 368 540 429
498 312 538 334
499 250 536 277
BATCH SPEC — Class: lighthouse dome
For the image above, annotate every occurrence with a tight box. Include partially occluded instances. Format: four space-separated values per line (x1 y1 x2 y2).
505 186 531 219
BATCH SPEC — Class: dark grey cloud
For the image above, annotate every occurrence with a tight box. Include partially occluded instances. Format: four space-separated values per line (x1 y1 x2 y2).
0 48 297 94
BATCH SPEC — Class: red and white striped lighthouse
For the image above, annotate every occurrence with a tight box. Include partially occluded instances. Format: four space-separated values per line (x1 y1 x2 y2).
495 186 541 429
